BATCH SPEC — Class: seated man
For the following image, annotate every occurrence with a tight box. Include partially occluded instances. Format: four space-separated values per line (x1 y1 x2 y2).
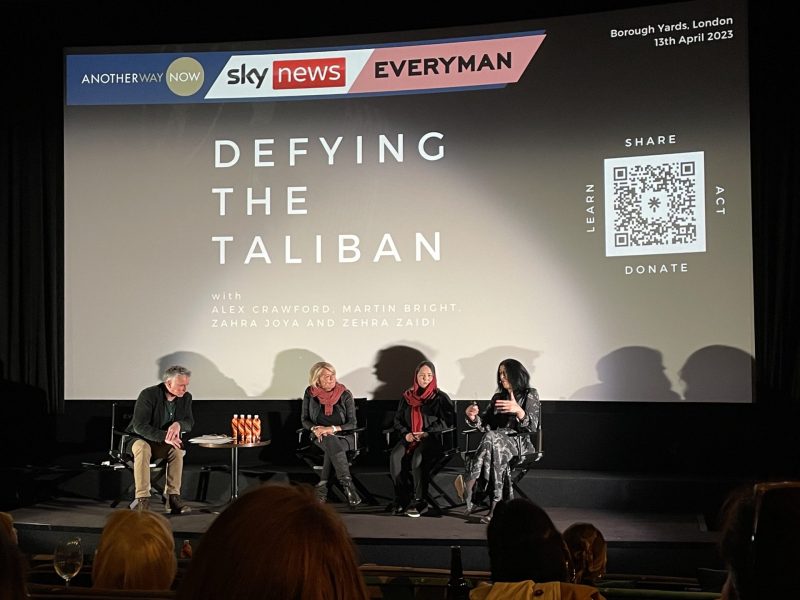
126 365 194 514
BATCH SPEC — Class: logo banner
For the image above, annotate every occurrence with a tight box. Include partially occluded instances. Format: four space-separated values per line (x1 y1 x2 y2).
66 32 546 106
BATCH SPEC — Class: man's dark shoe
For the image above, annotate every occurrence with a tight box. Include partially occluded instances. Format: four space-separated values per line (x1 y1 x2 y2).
165 494 191 514
132 497 150 512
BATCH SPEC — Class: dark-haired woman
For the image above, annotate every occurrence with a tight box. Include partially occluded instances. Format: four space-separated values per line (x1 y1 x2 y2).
302 361 361 507
455 358 541 523
389 361 454 517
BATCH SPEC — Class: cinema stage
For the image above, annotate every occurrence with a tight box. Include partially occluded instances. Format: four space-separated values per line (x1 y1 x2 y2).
8 464 736 577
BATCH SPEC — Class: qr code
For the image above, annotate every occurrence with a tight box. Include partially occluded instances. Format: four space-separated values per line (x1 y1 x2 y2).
604 151 706 257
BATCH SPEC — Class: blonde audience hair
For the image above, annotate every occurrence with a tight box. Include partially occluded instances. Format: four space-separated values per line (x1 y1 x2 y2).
563 522 608 583
0 527 27 600
309 362 336 386
92 510 177 590
177 483 369 600
0 512 17 545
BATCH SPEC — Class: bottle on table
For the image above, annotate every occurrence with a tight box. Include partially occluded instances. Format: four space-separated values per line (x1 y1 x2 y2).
244 414 253 444
446 545 470 600
237 414 246 444
253 414 261 442
231 414 239 444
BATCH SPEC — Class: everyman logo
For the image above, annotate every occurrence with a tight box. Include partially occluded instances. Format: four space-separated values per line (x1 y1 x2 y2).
273 57 345 90
166 57 204 97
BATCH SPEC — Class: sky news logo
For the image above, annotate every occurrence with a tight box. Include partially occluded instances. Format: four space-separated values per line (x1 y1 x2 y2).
273 57 345 89
226 57 346 90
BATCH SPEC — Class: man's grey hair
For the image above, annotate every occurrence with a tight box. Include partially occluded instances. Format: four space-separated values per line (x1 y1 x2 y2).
163 365 192 381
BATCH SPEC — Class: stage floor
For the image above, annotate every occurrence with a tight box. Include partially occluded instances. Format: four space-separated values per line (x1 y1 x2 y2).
11 493 721 576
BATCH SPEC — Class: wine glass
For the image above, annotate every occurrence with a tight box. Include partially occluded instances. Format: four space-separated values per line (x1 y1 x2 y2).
53 537 83 587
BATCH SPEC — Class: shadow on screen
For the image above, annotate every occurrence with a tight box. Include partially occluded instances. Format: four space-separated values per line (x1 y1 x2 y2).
570 346 680 401
258 348 325 400
157 351 248 399
369 344 432 400
455 346 540 401
679 345 754 402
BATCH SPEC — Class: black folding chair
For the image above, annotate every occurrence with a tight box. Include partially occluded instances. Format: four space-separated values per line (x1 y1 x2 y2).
383 424 459 514
460 412 544 504
296 398 377 505
108 401 167 508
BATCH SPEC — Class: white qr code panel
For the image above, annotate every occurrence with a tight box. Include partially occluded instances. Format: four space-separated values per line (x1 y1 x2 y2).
604 151 706 257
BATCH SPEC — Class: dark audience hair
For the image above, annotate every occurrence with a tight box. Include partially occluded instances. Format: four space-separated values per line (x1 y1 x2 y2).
0 525 27 600
563 522 607 583
496 359 531 399
177 483 369 600
487 498 571 584
718 481 800 600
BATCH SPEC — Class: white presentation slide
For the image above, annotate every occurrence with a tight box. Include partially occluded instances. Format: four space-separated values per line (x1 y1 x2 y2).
64 0 753 401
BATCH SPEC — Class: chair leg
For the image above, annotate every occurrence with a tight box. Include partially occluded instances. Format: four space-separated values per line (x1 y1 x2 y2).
423 491 444 516
110 464 168 508
350 476 378 506
428 475 459 509
111 477 136 508
511 468 532 501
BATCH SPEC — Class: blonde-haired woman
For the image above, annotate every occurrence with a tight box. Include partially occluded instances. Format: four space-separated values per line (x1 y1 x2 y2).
0 512 17 545
563 522 607 585
93 510 176 590
302 361 361 507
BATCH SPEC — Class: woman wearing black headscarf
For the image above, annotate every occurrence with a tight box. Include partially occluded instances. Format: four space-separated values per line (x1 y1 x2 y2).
389 361 454 517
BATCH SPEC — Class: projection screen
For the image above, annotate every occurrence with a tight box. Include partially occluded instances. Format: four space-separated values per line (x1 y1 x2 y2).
64 0 753 402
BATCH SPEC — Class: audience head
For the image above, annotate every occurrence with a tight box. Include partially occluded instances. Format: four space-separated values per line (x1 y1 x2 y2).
563 522 607 583
0 524 27 600
718 481 800 599
0 512 17 545
177 483 369 600
487 498 571 584
496 359 531 397
92 510 177 590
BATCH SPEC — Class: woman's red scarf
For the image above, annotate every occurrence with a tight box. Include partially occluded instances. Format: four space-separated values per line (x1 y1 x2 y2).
311 382 346 416
402 373 437 451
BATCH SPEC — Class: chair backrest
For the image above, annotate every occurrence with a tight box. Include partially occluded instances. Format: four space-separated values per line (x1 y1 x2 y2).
522 412 543 462
296 397 368 465
382 400 458 459
345 397 368 462
109 401 136 463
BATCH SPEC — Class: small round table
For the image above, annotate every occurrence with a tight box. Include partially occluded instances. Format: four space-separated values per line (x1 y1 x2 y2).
198 440 270 509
